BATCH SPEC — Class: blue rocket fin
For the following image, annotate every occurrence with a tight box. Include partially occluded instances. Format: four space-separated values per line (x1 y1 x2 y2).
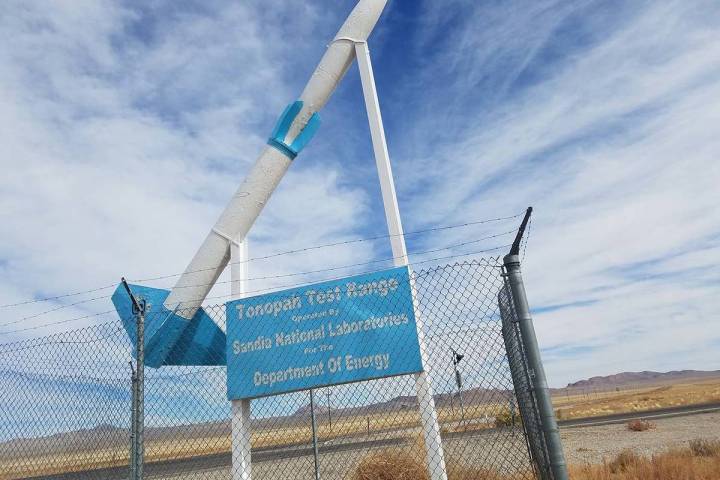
111 284 226 368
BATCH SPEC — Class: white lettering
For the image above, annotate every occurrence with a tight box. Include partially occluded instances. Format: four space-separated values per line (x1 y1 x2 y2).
346 277 399 298
237 295 301 319
253 361 325 387
345 353 390 372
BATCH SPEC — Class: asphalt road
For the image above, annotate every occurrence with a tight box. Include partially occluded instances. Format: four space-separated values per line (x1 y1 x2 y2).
558 402 720 428
23 402 720 480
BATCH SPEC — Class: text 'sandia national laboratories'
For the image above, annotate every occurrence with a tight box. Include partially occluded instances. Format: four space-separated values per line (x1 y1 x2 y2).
225 266 423 399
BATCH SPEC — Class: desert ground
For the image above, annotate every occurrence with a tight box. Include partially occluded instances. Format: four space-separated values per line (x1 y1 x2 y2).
1 376 718 479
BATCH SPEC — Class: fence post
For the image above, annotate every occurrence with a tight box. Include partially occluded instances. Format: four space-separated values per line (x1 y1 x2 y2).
122 278 145 480
503 252 568 480
129 362 137 480
135 299 145 480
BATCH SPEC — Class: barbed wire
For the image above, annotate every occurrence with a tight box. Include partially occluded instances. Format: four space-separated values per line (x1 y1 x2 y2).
153 230 516 292
0 311 117 335
1 294 113 328
0 231 514 329
133 213 523 283
0 284 120 309
197 246 508 302
0 245 509 340
0 212 522 310
522 216 532 262
0 324 124 355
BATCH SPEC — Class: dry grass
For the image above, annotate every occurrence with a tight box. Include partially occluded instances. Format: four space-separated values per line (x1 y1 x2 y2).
352 449 508 480
689 439 720 457
626 419 655 431
607 449 640 473
570 442 720 479
551 378 720 420
351 438 720 480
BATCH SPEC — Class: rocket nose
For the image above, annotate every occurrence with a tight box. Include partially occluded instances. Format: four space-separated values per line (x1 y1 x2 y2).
335 0 389 43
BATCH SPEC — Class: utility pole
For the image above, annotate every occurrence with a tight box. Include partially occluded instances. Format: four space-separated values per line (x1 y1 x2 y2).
326 388 332 432
452 349 466 430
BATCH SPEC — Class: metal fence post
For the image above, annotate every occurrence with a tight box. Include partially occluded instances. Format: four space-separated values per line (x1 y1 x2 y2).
503 253 568 480
122 278 145 480
129 362 137 480
135 300 145 480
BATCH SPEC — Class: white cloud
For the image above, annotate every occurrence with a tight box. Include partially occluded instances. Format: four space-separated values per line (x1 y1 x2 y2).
388 0 720 385
0 0 373 339
1 0 718 392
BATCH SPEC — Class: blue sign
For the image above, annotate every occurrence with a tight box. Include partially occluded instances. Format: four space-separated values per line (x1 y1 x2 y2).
226 266 423 400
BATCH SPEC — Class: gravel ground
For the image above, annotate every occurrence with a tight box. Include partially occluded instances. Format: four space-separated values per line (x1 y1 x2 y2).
154 430 533 480
153 411 720 479
560 411 720 465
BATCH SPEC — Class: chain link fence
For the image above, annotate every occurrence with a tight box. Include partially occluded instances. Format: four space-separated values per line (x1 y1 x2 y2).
0 257 553 480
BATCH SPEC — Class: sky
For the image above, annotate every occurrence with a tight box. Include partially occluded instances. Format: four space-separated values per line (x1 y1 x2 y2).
1 0 719 400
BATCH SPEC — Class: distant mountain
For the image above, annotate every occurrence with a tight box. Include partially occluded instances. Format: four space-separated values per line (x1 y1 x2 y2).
565 370 720 389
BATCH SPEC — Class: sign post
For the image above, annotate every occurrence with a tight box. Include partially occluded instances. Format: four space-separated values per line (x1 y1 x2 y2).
224 13 447 480
354 40 448 480
230 238 252 480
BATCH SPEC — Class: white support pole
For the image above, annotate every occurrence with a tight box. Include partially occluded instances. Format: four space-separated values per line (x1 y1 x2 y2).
230 239 252 480
354 41 448 480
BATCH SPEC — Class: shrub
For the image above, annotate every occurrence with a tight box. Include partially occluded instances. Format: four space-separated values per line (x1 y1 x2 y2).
690 439 720 457
608 449 640 473
352 449 428 480
352 448 506 480
627 419 655 431
446 462 503 480
494 408 519 428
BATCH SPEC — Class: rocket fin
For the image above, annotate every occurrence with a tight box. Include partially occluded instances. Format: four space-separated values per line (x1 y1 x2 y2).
111 284 226 367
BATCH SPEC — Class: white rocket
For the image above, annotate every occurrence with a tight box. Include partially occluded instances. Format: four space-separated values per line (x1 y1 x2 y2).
112 0 389 367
